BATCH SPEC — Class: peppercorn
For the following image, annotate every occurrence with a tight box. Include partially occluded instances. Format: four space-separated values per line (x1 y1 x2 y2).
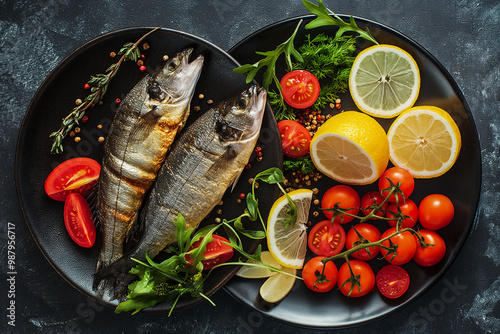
142 43 150 50
74 137 81 143
215 217 221 223
98 136 105 143
115 98 121 104
74 127 81 133
140 54 146 60
139 65 146 72
198 93 204 99
75 99 82 106
239 193 246 200
97 124 103 129
194 106 201 112
163 55 169 61
82 115 89 123
137 59 144 67
84 83 90 90
110 51 116 58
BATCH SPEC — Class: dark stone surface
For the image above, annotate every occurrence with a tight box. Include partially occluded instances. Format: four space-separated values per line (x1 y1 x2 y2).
1 0 498 333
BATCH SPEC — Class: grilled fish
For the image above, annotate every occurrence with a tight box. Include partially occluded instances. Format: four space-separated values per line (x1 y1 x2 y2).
94 49 204 294
96 85 267 298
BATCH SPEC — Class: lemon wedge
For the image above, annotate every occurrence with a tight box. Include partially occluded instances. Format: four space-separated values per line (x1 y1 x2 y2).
259 267 297 303
267 189 312 269
349 44 420 118
236 251 280 279
310 111 389 185
387 106 461 178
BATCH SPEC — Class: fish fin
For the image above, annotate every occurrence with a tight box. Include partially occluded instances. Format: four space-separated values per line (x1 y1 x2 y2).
207 144 240 177
86 185 101 229
129 106 162 144
93 256 136 300
230 170 243 192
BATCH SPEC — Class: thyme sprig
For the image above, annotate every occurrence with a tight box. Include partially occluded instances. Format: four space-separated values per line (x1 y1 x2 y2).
49 27 161 154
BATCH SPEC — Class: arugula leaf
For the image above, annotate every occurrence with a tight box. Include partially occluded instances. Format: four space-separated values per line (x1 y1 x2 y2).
254 167 284 185
234 20 304 89
303 0 378 45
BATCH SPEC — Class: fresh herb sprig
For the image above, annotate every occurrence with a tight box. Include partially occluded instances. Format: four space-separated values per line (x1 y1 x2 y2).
49 27 160 154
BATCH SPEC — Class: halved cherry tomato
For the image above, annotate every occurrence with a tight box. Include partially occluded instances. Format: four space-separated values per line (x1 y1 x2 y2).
378 167 414 203
302 256 338 293
386 199 418 228
360 190 389 219
280 70 320 109
418 194 454 230
337 260 375 297
321 185 360 224
277 120 311 158
376 264 410 299
308 220 346 257
45 157 101 201
380 227 417 265
413 230 446 267
346 223 381 261
63 193 96 248
187 235 234 270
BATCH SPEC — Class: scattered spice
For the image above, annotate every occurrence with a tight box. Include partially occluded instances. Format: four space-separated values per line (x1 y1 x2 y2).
207 99 213 104
198 94 204 99
110 51 116 58
97 124 103 130
82 116 89 123
163 55 169 61
83 83 90 90
74 127 81 133
137 59 144 67
74 137 81 143
193 106 201 112
139 65 146 72
98 136 105 143
115 98 121 104
75 99 82 106
142 43 150 50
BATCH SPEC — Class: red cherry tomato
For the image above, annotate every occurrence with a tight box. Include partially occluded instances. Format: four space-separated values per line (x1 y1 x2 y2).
337 260 375 297
418 194 455 230
376 264 410 299
380 227 417 265
45 157 101 201
378 167 414 203
63 193 96 248
413 230 447 267
277 120 312 158
280 70 320 109
346 223 381 261
308 220 346 257
302 256 338 293
187 235 234 270
321 185 360 224
360 190 389 219
386 199 419 228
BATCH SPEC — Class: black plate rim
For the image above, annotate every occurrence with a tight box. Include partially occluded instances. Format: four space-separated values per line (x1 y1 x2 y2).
225 14 482 329
14 26 281 313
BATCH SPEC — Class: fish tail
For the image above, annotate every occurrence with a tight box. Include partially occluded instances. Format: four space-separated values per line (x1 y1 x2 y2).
93 255 137 300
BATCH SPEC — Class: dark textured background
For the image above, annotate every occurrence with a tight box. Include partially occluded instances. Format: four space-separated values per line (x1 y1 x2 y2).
1 0 499 333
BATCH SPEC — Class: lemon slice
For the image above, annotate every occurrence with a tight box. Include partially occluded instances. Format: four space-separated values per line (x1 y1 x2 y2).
259 267 297 303
236 251 280 279
267 189 312 269
349 44 420 118
310 111 389 185
387 106 461 178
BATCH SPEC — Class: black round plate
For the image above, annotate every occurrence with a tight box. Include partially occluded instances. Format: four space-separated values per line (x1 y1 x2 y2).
15 27 282 313
225 15 481 328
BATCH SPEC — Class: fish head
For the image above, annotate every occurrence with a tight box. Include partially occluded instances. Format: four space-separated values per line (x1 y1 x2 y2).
216 85 267 144
152 48 204 103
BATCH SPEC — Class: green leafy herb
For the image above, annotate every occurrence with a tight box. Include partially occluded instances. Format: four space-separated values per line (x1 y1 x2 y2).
283 156 315 174
49 27 160 154
234 20 303 90
303 0 378 44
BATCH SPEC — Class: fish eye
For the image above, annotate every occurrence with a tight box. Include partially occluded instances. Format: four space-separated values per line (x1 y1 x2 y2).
168 58 180 71
236 97 247 110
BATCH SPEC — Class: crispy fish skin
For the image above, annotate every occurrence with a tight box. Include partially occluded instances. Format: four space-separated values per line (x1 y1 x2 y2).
94 49 203 292
96 85 267 298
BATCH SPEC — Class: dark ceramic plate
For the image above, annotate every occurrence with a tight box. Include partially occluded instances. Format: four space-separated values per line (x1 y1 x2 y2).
15 27 282 313
224 15 481 328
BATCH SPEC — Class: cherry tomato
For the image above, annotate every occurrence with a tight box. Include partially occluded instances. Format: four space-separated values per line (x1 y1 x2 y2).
360 190 389 219
302 256 338 293
380 227 417 265
346 223 381 261
308 220 346 257
337 260 375 297
321 185 360 224
187 235 234 270
376 264 410 299
63 193 96 248
386 199 418 228
45 157 101 201
378 167 414 203
280 70 320 109
277 120 312 158
418 194 455 230
413 230 446 267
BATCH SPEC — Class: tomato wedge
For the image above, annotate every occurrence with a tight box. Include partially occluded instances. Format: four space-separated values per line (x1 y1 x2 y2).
187 235 234 270
376 264 410 299
45 157 101 201
308 220 346 257
277 120 311 158
280 70 320 109
63 193 96 248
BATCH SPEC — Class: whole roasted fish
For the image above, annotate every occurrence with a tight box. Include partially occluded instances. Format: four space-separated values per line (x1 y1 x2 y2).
94 49 204 294
96 85 267 297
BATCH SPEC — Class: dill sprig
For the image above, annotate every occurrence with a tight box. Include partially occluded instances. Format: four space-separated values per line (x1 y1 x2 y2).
49 27 161 154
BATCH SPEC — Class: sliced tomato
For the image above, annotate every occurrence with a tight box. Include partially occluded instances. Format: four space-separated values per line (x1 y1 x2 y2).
376 264 410 299
308 220 346 257
63 193 96 248
280 70 320 109
277 120 311 158
187 235 234 270
45 157 101 201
